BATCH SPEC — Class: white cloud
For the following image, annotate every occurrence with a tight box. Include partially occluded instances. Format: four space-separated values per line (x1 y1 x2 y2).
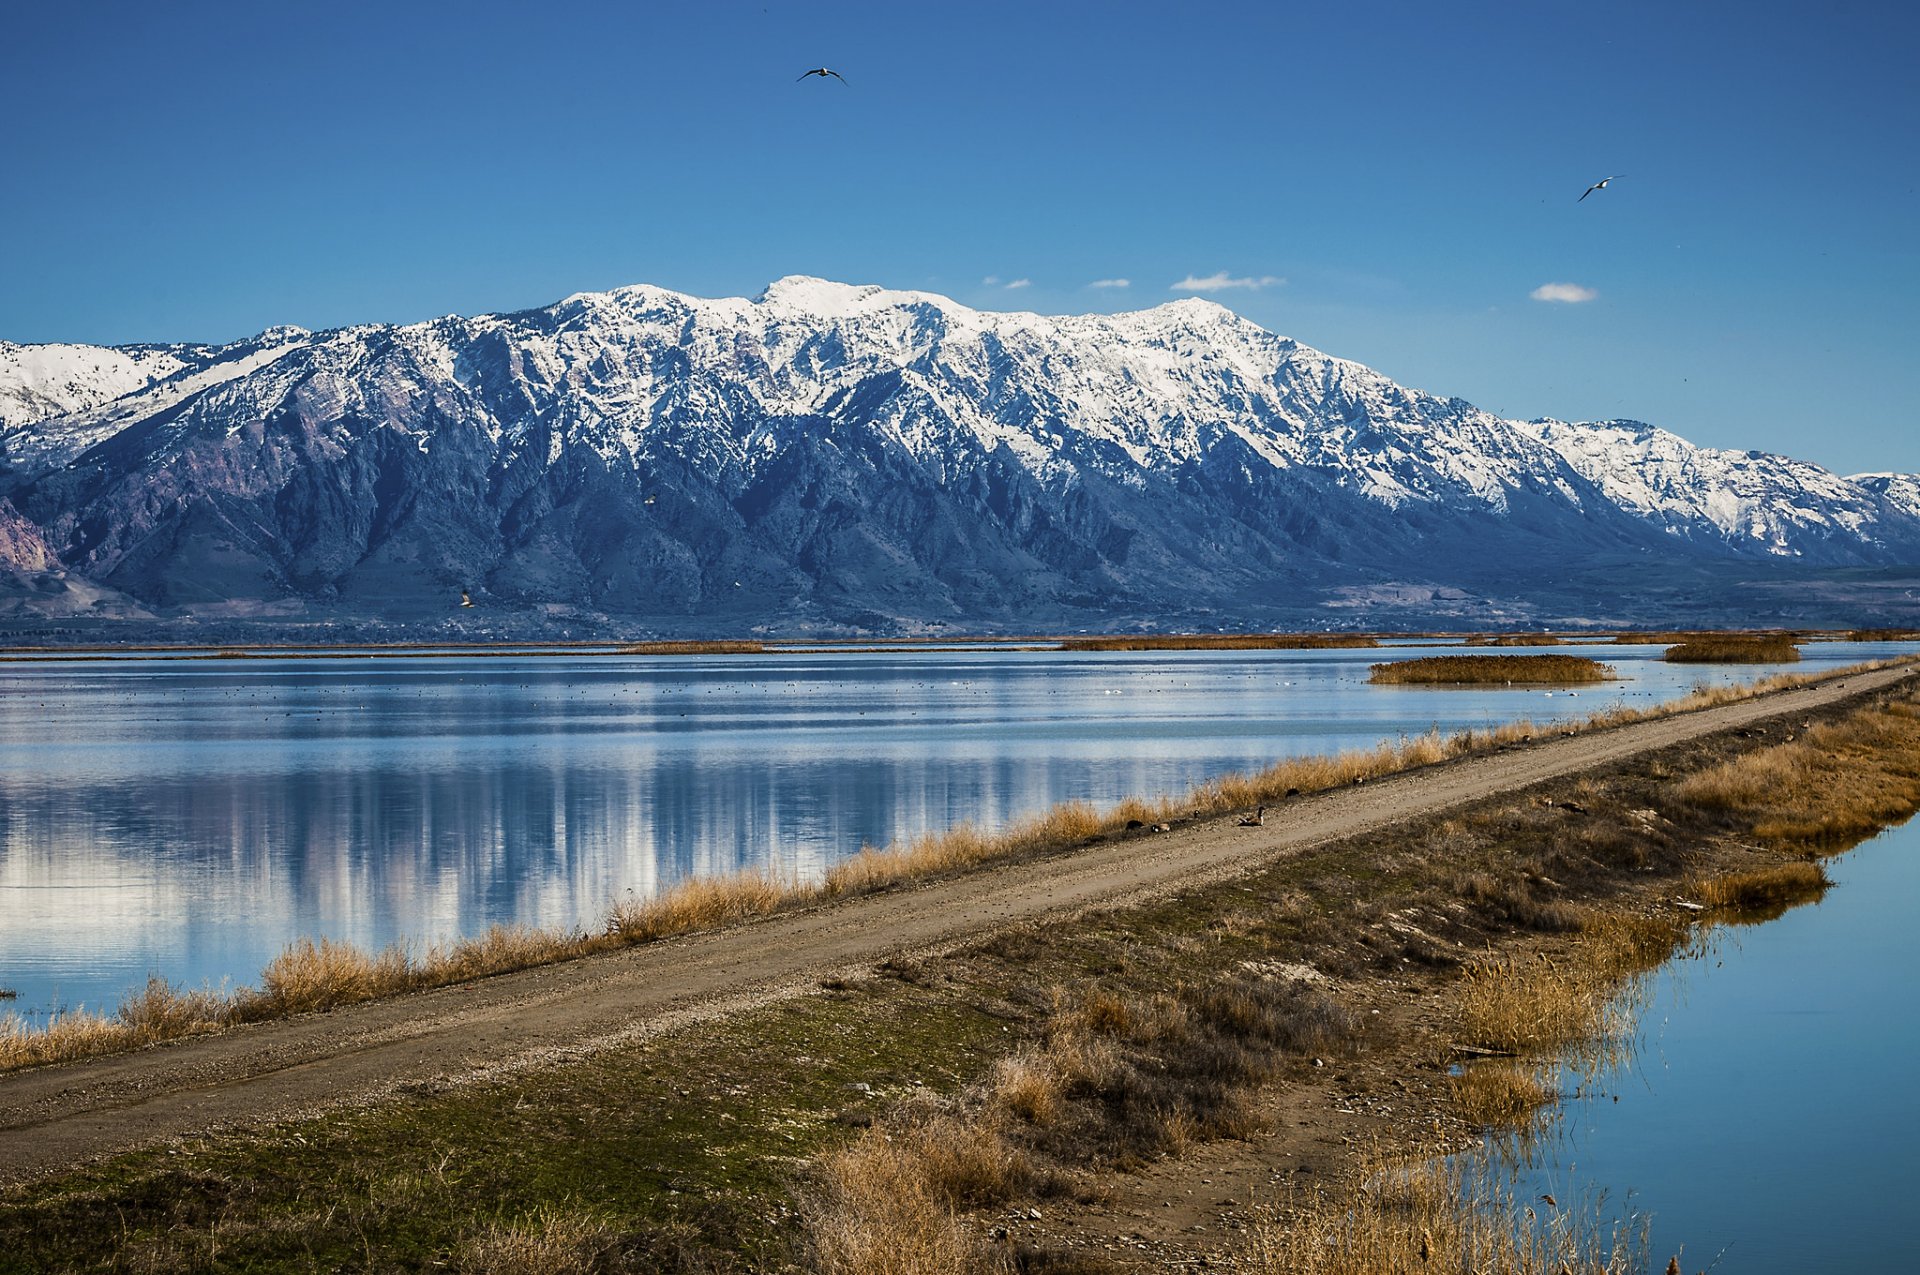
981 275 1001 286
1004 278 1032 290
1530 282 1598 304
1088 278 1131 289
1170 271 1285 293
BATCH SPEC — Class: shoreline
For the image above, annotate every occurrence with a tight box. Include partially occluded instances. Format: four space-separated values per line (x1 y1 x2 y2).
5 659 1903 1073
1 665 1917 1270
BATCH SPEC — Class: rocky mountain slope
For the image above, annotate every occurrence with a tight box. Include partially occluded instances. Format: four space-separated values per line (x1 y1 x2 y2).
1 278 1915 635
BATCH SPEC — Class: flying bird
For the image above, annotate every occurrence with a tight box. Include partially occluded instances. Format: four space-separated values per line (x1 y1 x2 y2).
797 67 847 83
1577 174 1625 202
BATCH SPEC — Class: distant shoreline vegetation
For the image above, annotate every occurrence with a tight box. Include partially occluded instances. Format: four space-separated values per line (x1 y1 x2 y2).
1369 654 1615 685
1664 635 1802 664
1058 633 1381 652
1463 633 1563 647
614 640 766 655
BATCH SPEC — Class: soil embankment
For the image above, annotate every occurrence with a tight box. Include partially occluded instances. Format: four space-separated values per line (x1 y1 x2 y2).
1 663 1909 1189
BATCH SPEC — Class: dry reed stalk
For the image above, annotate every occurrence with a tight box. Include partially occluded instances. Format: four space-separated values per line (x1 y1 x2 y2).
804 1127 992 1275
606 870 810 942
249 937 414 1015
1451 1059 1554 1129
1690 862 1830 911
1235 1148 1647 1275
452 1204 624 1275
0 1009 133 1071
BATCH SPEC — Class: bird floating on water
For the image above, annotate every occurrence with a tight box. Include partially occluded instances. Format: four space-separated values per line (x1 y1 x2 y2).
797 67 847 83
1577 174 1625 202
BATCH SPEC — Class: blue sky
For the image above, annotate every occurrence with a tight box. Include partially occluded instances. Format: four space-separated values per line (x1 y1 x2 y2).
3 1 1915 475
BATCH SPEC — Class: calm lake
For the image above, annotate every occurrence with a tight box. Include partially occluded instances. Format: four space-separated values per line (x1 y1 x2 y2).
0 640 1907 1021
1498 815 1920 1272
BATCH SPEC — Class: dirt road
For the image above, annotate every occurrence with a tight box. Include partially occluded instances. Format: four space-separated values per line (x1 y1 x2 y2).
2 664 1909 1184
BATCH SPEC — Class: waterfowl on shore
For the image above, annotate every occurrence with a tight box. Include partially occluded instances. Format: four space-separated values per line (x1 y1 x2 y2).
1237 805 1266 827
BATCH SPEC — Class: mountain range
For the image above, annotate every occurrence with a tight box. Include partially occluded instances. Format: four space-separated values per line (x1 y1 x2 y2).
2 277 1916 638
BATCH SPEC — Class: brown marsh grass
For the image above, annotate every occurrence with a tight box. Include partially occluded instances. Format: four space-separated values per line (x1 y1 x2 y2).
2 659 1905 1075
1451 1060 1555 1130
1465 633 1564 646
1235 1147 1648 1275
614 640 765 655
1370 654 1614 685
804 971 1362 1270
1611 630 1718 645
1663 634 1801 663
1059 632 1379 651
1690 861 1830 913
1455 911 1681 1061
1673 698 1920 848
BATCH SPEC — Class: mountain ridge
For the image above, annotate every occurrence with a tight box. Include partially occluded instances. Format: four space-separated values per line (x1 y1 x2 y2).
1 278 1915 636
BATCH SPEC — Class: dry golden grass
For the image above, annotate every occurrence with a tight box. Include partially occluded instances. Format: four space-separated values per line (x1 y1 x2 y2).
804 1126 993 1275
1236 1148 1648 1275
606 869 812 942
1664 634 1801 663
1370 654 1614 685
1690 862 1830 912
1673 698 1920 848
250 937 413 1015
452 1205 625 1275
1848 628 1920 641
1451 1060 1554 1129
1455 910 1680 1060
1059 633 1379 650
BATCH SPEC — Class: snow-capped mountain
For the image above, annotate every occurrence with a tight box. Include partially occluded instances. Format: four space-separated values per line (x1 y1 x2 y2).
0 278 1915 633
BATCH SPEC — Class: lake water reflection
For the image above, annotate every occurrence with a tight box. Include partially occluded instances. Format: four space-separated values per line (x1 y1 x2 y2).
0 641 1906 1020
1497 816 1920 1272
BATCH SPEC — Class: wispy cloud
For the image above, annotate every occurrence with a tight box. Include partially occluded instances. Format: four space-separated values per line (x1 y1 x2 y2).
1530 282 1598 304
1088 278 1131 289
981 275 1001 287
1004 278 1031 290
1171 271 1284 293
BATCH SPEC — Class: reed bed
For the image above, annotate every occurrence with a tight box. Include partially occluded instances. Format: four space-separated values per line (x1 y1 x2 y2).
1059 632 1379 651
1464 633 1564 646
614 640 765 655
1848 627 1920 642
1663 634 1801 663
1450 1059 1555 1130
1610 630 1718 645
2 659 1903 1075
1235 1148 1648 1275
1455 911 1681 1060
1690 861 1830 912
1370 654 1614 685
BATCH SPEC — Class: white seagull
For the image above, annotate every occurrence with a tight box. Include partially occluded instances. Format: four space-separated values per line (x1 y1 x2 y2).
797 67 847 84
1578 174 1625 202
